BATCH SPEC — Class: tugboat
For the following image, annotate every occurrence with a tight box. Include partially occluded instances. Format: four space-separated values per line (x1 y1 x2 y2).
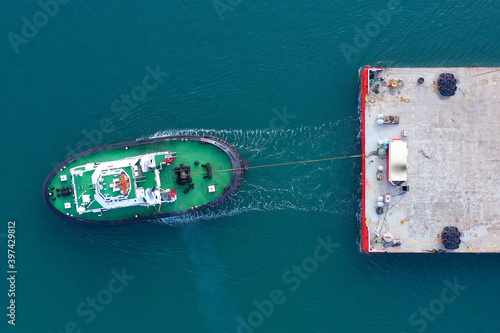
42 135 248 224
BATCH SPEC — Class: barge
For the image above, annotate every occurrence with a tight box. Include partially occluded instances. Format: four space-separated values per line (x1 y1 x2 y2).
360 66 500 253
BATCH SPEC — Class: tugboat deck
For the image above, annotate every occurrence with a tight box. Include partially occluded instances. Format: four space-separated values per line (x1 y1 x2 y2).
46 138 235 223
361 67 500 253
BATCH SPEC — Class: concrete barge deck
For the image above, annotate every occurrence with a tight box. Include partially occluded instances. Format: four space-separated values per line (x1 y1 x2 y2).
360 66 500 253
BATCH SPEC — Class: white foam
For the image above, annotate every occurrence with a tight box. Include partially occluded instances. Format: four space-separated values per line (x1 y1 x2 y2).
145 122 360 223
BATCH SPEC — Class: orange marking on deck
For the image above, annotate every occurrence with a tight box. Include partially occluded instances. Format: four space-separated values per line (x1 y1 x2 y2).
116 173 130 194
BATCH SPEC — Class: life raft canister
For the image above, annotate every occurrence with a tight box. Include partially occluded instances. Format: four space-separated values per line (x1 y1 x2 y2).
382 233 394 243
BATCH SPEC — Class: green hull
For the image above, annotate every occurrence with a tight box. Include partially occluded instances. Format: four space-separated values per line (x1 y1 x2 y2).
42 135 247 224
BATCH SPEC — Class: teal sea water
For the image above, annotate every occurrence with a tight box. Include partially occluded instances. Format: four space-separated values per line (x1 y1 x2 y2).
1 1 500 332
